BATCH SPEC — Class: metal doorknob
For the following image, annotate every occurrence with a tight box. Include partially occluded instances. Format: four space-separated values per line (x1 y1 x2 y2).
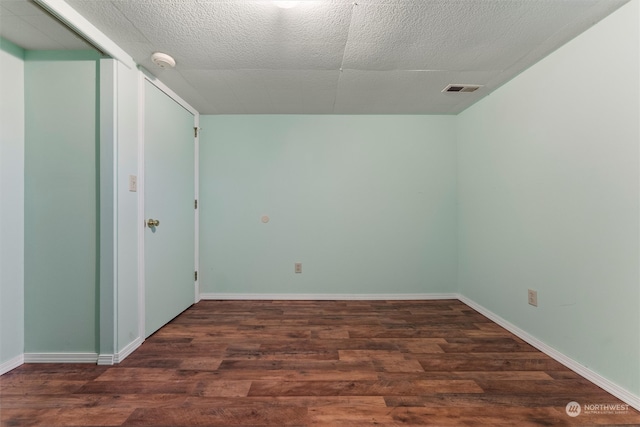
147 219 160 227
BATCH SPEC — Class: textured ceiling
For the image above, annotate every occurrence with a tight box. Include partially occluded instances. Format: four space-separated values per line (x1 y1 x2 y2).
2 0 629 114
0 0 91 50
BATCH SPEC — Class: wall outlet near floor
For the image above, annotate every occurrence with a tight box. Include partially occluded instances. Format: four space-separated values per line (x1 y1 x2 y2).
528 289 538 307
294 262 302 274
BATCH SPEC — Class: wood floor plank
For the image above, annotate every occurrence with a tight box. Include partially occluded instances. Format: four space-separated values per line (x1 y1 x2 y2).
216 359 376 372
1 409 59 427
193 368 379 381
38 407 135 426
75 380 196 395
377 370 555 381
1 407 135 427
194 380 253 397
0 379 88 396
117 357 183 369
181 396 387 408
223 348 339 361
438 342 539 353
384 393 579 408
258 338 402 352
1 393 187 409
123 406 308 426
418 353 569 372
306 406 571 427
178 357 223 371
473 378 619 397
247 379 484 396
2 299 639 426
0 364 108 381
94 367 186 382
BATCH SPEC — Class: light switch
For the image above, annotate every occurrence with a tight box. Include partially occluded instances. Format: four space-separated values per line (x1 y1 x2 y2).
129 175 137 192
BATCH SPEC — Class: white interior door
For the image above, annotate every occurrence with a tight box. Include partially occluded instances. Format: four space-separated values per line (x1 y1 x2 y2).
143 79 195 337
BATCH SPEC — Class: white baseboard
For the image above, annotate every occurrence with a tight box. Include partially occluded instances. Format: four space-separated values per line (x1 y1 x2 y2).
114 337 143 364
97 354 114 365
0 354 24 375
457 294 640 412
3 340 143 370
23 353 98 363
199 293 459 301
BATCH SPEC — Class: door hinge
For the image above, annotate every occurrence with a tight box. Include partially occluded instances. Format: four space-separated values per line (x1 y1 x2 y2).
194 199 198 209
194 127 199 138
195 271 198 281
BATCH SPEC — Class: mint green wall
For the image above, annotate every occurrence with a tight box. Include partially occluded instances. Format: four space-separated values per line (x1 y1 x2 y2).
115 62 140 353
0 39 25 366
199 115 457 295
457 0 640 395
24 51 100 353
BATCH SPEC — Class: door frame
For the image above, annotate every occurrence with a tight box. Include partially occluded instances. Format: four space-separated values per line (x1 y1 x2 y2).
137 69 199 341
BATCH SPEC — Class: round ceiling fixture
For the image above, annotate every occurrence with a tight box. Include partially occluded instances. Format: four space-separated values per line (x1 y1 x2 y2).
151 52 176 69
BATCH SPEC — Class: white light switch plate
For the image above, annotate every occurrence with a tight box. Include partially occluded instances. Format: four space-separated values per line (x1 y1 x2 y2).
129 175 137 192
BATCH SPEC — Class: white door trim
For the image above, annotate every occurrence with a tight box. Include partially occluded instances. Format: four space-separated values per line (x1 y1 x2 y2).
139 68 199 116
137 71 146 341
138 69 199 340
194 115 200 303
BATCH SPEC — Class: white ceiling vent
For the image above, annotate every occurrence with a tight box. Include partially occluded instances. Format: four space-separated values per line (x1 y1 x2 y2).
442 84 483 93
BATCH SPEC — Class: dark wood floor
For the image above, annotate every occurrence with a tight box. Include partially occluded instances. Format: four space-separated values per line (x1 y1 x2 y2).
2 300 639 426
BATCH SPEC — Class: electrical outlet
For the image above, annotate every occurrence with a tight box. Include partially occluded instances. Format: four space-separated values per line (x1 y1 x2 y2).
528 289 538 307
294 262 302 274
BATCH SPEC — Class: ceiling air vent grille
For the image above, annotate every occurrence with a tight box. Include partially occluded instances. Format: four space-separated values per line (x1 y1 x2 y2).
442 84 483 93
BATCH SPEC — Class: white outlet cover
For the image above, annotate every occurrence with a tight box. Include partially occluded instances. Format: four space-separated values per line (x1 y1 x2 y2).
528 289 538 307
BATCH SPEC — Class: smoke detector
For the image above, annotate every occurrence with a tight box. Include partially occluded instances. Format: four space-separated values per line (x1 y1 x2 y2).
151 52 176 69
442 84 483 93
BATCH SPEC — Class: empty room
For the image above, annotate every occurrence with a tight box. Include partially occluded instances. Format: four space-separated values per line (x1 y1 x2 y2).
1 0 640 425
